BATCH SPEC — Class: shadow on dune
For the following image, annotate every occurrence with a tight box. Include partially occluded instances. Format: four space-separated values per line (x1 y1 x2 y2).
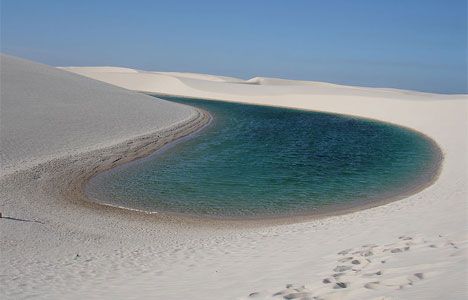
1 216 44 224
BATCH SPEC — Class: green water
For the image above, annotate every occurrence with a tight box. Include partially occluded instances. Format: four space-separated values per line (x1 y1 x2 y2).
86 96 440 218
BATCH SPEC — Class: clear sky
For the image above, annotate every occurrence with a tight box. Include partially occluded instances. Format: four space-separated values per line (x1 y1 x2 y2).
1 0 466 93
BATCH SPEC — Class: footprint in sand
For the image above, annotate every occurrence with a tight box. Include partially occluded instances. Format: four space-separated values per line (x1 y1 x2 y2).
360 250 374 257
333 282 348 289
283 291 313 299
322 278 332 284
332 272 345 279
364 281 380 289
271 284 315 299
363 270 383 277
338 256 353 263
333 265 352 272
338 248 352 255
408 272 424 281
364 272 425 291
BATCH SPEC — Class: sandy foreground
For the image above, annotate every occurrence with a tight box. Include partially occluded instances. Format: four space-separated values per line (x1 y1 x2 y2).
1 55 467 300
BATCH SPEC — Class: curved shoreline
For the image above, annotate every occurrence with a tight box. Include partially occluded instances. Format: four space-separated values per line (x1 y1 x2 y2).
64 107 212 216
79 96 444 225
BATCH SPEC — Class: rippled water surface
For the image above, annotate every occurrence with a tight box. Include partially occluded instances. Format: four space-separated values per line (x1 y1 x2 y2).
86 97 439 218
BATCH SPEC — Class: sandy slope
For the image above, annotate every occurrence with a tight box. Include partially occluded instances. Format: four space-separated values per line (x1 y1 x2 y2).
1 57 199 176
1 56 466 300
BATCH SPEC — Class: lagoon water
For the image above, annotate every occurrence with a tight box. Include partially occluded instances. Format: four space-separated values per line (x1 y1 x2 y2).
86 97 439 218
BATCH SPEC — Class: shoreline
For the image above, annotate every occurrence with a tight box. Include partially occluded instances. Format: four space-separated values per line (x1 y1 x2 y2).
64 107 216 224
78 95 444 226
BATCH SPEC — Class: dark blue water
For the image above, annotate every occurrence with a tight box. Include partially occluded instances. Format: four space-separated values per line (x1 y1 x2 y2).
86 97 440 218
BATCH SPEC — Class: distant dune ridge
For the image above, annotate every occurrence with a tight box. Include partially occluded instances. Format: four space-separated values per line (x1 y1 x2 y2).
61 65 451 98
1 55 467 299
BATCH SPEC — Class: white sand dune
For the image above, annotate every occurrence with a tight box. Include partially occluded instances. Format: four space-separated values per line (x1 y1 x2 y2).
1 55 467 300
155 71 245 83
1 57 199 176
62 66 246 83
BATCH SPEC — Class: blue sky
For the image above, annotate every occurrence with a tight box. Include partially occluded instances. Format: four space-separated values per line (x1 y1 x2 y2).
1 0 466 93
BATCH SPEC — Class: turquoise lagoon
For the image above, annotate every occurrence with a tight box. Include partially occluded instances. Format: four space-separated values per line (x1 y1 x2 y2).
85 97 440 218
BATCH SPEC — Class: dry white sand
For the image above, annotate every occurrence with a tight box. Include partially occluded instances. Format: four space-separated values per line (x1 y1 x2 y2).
1 55 466 300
